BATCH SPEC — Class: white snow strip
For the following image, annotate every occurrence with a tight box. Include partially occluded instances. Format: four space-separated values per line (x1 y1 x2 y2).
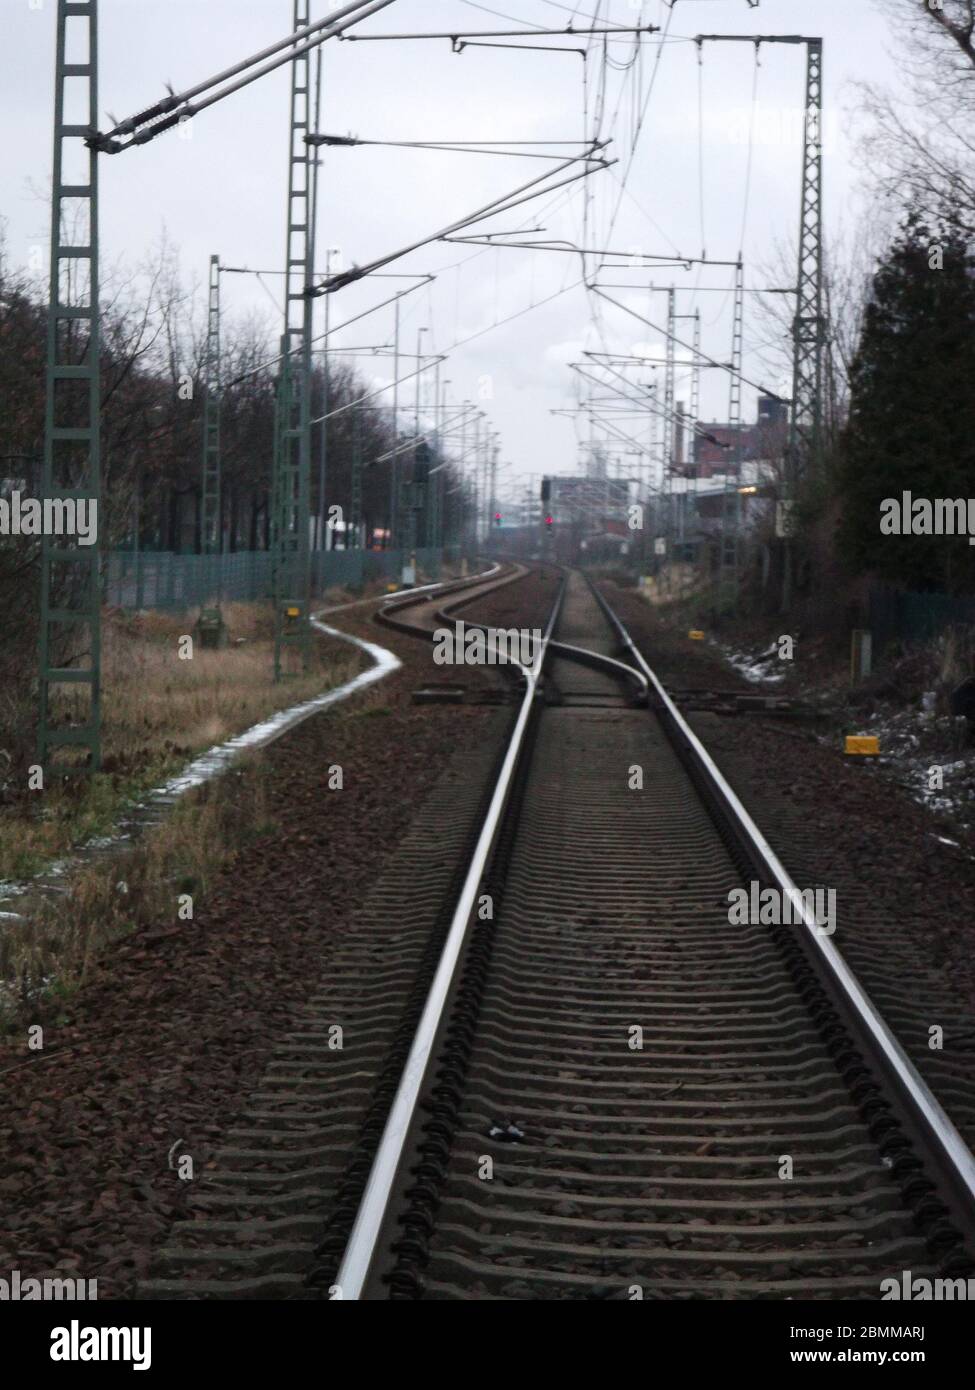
0 564 500 912
0 615 401 910
159 619 400 797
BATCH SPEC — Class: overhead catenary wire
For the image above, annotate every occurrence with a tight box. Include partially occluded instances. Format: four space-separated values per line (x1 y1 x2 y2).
592 285 788 403
225 276 435 388
309 135 603 159
92 0 399 152
573 361 730 452
339 22 659 43
314 149 615 295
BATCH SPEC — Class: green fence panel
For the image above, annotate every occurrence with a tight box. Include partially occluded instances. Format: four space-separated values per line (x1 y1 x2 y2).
106 549 452 613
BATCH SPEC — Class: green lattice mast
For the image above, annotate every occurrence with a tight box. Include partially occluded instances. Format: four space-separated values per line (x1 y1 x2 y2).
272 0 314 679
38 0 102 777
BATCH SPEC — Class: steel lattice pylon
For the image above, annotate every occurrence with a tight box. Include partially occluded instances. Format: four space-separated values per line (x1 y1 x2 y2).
272 0 314 680
38 0 102 777
664 287 676 474
350 406 362 547
729 258 745 471
789 39 824 480
200 253 222 607
728 258 746 587
689 309 702 458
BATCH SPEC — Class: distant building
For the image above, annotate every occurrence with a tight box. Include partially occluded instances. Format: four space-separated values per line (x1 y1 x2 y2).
551 475 630 525
689 394 789 479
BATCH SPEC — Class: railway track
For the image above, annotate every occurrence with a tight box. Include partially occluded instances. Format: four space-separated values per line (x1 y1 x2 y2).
144 564 975 1300
332 569 975 1301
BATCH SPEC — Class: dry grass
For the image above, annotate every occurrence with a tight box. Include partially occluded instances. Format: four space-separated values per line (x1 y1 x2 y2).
0 756 275 1030
0 603 363 882
98 603 358 771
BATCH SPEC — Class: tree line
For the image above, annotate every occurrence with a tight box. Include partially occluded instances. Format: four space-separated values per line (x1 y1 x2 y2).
741 1 975 615
0 233 471 765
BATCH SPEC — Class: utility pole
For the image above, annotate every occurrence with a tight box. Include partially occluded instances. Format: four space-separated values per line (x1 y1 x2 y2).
272 0 314 680
784 37 825 609
490 442 499 549
430 375 450 552
199 254 223 631
38 0 102 776
427 358 442 549
688 309 702 570
459 404 469 562
316 250 339 553
309 51 326 564
728 256 745 607
473 413 483 546
350 405 362 548
664 287 676 594
389 297 400 550
402 325 426 583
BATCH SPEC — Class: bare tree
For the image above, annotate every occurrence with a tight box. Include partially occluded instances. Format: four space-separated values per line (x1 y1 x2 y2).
751 219 881 447
857 1 975 231
916 0 975 65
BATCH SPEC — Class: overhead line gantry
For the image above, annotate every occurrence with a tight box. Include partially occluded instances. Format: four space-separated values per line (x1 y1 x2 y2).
693 33 825 605
40 0 399 774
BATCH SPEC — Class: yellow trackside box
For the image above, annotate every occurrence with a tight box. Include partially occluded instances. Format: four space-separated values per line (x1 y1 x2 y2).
689 630 706 642
845 736 880 756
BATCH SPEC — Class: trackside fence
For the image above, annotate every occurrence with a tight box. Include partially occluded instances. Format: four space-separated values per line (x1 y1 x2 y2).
105 548 456 613
868 586 975 658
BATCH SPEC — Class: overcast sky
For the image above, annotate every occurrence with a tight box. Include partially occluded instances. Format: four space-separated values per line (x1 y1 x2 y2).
1 0 904 507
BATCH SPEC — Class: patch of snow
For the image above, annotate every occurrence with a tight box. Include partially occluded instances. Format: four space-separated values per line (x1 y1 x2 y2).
0 612 403 917
719 642 787 686
823 703 974 830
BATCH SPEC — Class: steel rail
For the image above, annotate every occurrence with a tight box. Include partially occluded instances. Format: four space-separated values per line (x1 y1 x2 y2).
377 562 505 622
547 639 649 700
335 574 566 1299
585 576 975 1224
